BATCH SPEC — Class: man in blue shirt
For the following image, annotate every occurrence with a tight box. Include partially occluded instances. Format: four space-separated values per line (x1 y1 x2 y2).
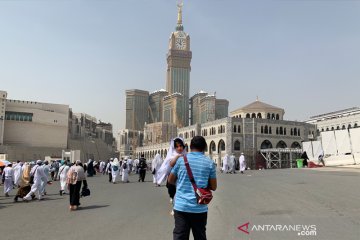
168 136 217 240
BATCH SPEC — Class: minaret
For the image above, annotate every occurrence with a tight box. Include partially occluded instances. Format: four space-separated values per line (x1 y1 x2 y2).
166 0 192 127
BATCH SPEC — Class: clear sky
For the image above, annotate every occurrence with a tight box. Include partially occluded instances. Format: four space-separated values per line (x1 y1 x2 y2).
1 0 359 132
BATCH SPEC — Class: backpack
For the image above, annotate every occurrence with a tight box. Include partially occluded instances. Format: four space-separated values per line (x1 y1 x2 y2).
139 160 146 169
66 168 78 185
112 165 119 171
123 163 127 170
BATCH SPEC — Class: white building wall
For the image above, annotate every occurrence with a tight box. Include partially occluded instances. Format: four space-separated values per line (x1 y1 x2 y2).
4 100 69 148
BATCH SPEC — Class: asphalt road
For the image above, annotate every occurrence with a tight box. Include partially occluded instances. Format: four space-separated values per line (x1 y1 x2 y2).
0 167 359 240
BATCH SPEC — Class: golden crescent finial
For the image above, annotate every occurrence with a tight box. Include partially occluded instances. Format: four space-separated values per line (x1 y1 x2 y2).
177 0 183 25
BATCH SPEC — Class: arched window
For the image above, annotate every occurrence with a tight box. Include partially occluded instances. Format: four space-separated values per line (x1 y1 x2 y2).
336 126 340 130
246 113 250 118
326 127 329 131
260 140 273 149
280 127 283 135
252 113 256 118
234 140 241 151
264 125 268 134
298 128 301 136
290 128 293 136
272 113 275 119
267 113 271 119
218 140 225 152
209 141 216 154
276 127 279 135
348 124 352 129
284 128 287 135
269 127 272 134
321 128 324 132
354 123 358 128
294 128 297 136
261 126 264 134
276 140 287 148
291 142 301 149
238 125 241 133
257 113 262 118
239 114 242 118
342 125 346 130
276 114 280 120
233 125 237 133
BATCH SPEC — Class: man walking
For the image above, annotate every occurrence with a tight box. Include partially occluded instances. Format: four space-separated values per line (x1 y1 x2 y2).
2 163 14 197
138 154 147 182
168 136 217 240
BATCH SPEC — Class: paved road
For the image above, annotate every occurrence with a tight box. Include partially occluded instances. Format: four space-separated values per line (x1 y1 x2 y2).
0 168 359 240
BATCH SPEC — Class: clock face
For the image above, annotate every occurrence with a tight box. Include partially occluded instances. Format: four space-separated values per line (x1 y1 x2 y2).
175 38 186 50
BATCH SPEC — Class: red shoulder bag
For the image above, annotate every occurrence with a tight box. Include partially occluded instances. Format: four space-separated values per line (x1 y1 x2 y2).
183 155 213 205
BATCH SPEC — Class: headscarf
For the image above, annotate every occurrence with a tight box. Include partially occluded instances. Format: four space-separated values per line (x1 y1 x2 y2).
164 137 186 163
156 137 186 184
113 158 120 167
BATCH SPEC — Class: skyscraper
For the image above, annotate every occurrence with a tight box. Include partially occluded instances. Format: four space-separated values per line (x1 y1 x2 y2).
166 2 192 127
125 89 149 131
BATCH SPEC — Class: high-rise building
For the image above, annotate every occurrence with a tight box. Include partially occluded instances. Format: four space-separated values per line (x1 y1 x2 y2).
0 91 7 145
149 89 168 123
190 91 208 125
215 99 229 120
200 95 216 124
163 93 184 128
125 89 149 131
166 2 192 127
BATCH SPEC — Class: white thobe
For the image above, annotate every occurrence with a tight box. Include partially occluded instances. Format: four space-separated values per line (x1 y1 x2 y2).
240 155 246 172
24 165 47 200
222 156 229 172
3 167 14 194
121 163 129 182
111 164 120 183
152 158 162 184
99 162 105 173
41 165 50 194
58 165 70 191
13 164 23 186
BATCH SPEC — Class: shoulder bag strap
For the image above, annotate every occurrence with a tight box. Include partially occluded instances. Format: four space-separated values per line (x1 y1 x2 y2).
183 155 198 193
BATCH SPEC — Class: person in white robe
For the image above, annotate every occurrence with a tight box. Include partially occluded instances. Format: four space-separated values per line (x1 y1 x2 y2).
2 163 14 197
156 137 186 185
111 158 120 183
121 159 129 183
134 158 139 174
41 161 51 195
13 161 23 187
24 160 48 201
99 161 106 174
58 161 70 195
222 154 229 173
239 153 246 174
152 154 163 186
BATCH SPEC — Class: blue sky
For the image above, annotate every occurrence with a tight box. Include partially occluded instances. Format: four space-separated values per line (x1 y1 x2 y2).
1 0 359 132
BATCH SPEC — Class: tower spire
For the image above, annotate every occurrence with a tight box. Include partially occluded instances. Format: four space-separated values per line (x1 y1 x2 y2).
176 0 184 31
177 0 183 25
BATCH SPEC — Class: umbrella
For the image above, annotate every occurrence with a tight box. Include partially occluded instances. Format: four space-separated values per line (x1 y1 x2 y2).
0 160 11 167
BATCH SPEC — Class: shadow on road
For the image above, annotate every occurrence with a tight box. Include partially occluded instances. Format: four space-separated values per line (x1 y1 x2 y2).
78 204 110 210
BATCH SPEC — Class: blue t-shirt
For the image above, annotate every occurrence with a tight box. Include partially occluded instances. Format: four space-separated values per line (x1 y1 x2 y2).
171 152 217 213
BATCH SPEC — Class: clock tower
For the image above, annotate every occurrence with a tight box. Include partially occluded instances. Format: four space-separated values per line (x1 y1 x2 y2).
166 1 192 127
